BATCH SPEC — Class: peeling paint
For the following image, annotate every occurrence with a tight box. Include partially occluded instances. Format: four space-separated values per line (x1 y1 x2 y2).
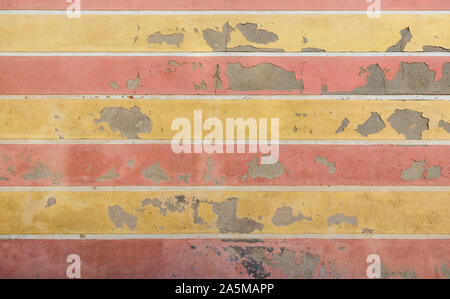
147 31 184 48
401 161 427 181
94 106 152 139
387 27 412 52
441 263 450 279
96 168 120 182
387 109 429 140
328 214 357 227
45 197 56 208
194 80 207 90
211 198 264 233
235 23 278 44
269 249 320 279
107 205 137 230
227 62 304 92
439 120 450 133
127 75 141 90
315 156 336 174
423 46 450 52
247 158 284 179
335 118 350 134
21 162 64 185
355 112 386 137
142 162 169 185
272 206 312 226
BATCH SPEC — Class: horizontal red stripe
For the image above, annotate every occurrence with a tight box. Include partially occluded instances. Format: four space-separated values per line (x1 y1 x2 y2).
0 238 448 278
0 0 448 11
0 56 448 95
0 144 449 186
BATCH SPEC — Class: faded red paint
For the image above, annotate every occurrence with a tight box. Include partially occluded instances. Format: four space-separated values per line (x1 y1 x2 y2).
0 239 448 279
1 144 449 186
0 0 448 10
0 56 448 95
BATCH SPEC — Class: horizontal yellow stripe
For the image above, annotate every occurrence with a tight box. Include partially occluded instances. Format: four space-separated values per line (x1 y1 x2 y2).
0 191 448 234
0 99 448 140
0 15 448 52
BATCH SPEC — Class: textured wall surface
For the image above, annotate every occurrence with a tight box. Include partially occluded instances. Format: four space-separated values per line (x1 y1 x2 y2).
0 0 450 279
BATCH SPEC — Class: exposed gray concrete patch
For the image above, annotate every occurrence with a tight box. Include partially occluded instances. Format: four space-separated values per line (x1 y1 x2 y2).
248 158 284 180
203 157 214 182
213 64 223 90
96 168 120 182
165 195 188 214
142 162 169 185
211 197 264 233
223 246 272 279
381 264 417 279
235 23 278 44
226 62 304 92
202 23 234 51
439 120 450 133
335 118 350 134
147 31 184 48
355 112 386 137
127 159 134 168
427 166 442 180
387 27 412 52
302 47 326 52
127 75 141 90
94 106 152 139
387 109 429 140
45 197 56 208
272 206 312 226
441 263 450 279
401 161 427 181
325 62 450 95
226 45 284 52
192 198 205 225
362 228 374 234
108 205 137 230
315 156 336 174
109 81 118 89
177 174 191 184
423 46 450 52
194 80 207 90
328 214 357 227
21 162 64 185
269 249 320 279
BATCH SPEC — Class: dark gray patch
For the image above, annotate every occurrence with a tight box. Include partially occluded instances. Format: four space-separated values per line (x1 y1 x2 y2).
401 161 427 181
94 106 152 139
96 168 120 182
45 197 56 208
328 214 357 227
147 31 184 48
315 156 336 174
302 47 326 52
236 23 278 44
192 198 205 225
355 112 386 137
226 62 304 92
335 118 350 134
211 197 264 233
269 249 320 279
423 46 450 52
247 158 284 179
387 27 412 52
142 162 169 185
387 109 429 140
439 120 450 133
271 206 312 226
224 246 272 279
108 205 137 230
21 162 64 185
325 62 450 95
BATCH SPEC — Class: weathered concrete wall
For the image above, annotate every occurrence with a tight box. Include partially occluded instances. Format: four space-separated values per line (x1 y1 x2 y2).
0 1 449 279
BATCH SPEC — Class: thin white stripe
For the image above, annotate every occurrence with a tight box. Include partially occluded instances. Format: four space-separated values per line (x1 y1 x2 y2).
0 139 449 145
0 234 448 240
1 10 450 15
0 52 448 57
1 95 450 100
0 186 449 192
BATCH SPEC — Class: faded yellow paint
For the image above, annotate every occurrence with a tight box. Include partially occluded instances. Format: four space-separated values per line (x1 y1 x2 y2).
0 14 449 52
0 99 448 140
0 191 448 234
